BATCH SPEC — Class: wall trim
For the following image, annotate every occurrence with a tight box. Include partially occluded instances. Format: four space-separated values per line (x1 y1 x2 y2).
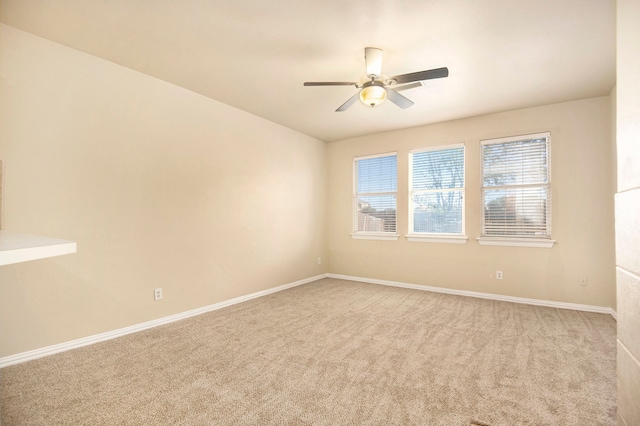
0 273 328 368
328 273 617 319
2 272 616 367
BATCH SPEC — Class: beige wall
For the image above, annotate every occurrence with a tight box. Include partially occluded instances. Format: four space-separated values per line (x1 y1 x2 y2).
327 97 616 309
0 25 327 357
0 22 618 362
616 0 640 423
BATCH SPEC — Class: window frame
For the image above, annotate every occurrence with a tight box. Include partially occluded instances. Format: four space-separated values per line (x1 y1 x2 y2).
406 143 467 244
478 132 555 248
351 152 399 241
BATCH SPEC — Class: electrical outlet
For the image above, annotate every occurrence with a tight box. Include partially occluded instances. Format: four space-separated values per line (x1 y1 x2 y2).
317 257 322 265
496 271 503 280
154 288 163 301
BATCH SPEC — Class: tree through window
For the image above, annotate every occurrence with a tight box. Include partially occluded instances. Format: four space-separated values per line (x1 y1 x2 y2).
481 132 551 239
409 145 465 236
352 153 398 239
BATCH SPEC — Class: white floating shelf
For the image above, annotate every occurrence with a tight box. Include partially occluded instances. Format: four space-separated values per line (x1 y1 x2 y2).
0 231 77 266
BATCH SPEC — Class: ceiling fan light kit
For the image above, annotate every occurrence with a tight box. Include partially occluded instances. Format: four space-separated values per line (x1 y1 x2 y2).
304 47 448 112
359 80 387 107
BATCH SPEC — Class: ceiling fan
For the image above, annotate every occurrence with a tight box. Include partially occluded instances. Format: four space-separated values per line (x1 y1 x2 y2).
304 47 449 112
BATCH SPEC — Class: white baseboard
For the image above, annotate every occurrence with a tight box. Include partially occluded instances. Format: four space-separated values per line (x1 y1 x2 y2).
328 273 618 319
2 272 616 368
0 274 328 368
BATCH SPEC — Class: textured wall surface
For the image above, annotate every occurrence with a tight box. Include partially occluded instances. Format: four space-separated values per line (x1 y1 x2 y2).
0 25 327 357
328 97 615 309
616 0 640 424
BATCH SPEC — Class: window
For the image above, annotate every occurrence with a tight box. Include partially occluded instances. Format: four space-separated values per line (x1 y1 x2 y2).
352 153 398 240
479 132 554 247
407 144 467 244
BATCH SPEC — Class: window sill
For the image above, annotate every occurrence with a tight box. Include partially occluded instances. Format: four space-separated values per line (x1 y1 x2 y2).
351 232 400 241
476 237 556 248
406 234 468 244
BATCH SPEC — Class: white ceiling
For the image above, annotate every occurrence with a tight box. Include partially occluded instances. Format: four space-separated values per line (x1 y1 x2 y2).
0 0 616 142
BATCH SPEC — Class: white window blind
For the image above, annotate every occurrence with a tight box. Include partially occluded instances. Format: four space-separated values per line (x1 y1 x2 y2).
481 133 551 238
409 145 465 235
353 153 397 235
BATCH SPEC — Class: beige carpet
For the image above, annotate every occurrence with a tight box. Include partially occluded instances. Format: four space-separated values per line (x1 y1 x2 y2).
1 278 616 425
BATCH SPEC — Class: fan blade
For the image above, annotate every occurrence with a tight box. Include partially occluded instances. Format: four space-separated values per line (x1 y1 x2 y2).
336 92 361 112
390 67 449 85
304 82 357 86
392 81 423 92
365 47 383 78
386 89 414 109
